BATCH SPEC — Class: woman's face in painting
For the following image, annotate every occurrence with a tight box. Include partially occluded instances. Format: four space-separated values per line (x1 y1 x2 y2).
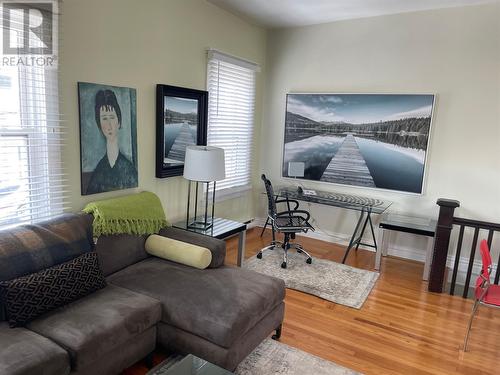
99 106 120 142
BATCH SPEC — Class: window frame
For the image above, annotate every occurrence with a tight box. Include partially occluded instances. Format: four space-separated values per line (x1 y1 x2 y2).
0 4 63 229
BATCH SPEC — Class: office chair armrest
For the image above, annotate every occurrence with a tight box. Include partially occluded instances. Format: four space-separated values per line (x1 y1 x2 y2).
276 209 311 222
275 198 300 210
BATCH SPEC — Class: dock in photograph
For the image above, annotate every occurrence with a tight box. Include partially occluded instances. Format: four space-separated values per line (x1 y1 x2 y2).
320 134 375 187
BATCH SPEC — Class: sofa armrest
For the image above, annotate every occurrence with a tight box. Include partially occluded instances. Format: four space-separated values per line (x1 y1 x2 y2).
157 227 226 268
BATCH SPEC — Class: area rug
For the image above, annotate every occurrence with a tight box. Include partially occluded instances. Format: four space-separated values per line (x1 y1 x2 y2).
235 338 360 374
245 250 379 309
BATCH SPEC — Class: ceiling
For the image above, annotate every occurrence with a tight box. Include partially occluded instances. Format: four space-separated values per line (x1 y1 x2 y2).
207 0 498 28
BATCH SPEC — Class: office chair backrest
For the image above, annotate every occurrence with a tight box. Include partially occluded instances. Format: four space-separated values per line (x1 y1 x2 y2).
261 174 277 220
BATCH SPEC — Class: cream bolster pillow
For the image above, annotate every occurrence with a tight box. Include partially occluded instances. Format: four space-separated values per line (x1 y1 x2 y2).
145 234 212 269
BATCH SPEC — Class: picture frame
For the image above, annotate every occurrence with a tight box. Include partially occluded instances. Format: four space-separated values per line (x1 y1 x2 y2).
78 82 138 196
156 84 208 178
282 93 436 194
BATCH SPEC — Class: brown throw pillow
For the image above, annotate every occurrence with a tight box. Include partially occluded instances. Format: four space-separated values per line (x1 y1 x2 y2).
0 252 106 327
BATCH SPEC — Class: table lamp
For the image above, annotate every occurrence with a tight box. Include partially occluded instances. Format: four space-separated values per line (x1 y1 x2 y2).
183 146 225 230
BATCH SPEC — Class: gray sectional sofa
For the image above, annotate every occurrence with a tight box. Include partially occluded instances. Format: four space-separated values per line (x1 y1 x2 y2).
0 213 285 374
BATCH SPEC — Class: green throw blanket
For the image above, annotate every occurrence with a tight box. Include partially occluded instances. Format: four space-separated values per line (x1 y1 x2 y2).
83 192 169 237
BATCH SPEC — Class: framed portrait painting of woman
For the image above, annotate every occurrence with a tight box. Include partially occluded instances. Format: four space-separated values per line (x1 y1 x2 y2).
78 82 138 195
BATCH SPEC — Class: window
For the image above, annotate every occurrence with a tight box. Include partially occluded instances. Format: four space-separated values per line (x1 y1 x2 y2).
206 50 259 198
0 3 65 228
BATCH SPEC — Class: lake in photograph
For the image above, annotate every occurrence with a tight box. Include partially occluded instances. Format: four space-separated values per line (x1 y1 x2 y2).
283 135 425 193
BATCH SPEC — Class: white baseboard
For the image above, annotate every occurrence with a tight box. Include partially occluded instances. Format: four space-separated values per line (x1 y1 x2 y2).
252 217 497 287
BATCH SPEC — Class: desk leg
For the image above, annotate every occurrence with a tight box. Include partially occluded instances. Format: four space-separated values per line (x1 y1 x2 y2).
342 210 366 264
237 230 246 267
423 236 434 281
382 230 390 257
375 228 386 271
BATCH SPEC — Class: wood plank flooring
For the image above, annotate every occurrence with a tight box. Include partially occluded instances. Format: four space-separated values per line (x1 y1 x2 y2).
124 228 499 375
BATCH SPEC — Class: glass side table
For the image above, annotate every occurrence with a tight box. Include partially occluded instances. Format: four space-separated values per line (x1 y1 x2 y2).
378 213 437 280
172 217 247 267
147 354 233 375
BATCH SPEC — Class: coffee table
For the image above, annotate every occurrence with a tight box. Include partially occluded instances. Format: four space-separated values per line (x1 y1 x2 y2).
147 354 233 375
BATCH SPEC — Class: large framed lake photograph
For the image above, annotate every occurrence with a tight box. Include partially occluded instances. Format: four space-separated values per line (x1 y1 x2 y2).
283 93 435 194
156 85 208 178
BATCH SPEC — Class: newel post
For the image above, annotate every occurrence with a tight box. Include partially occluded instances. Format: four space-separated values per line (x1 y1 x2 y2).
428 198 460 293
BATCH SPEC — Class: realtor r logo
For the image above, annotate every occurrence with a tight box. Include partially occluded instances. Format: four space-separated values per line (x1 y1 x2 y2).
2 2 54 55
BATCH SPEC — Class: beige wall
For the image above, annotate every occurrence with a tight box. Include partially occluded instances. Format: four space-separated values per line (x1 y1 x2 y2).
60 0 266 222
260 3 500 260
61 1 500 261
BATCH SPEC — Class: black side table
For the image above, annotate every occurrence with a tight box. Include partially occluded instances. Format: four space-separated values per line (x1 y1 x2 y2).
172 217 247 267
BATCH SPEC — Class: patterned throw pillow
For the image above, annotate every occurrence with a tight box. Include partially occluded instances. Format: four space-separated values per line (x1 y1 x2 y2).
0 252 106 327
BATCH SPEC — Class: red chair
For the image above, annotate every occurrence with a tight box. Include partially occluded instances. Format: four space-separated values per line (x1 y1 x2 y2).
463 239 500 351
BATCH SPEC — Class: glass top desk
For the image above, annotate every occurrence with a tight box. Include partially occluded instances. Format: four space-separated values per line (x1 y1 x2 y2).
272 186 392 264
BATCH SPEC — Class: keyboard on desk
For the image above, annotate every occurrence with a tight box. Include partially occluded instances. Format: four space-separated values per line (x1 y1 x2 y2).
314 191 385 208
278 186 390 213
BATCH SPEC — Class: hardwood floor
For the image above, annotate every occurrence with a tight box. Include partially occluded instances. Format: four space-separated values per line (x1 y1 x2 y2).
124 228 499 375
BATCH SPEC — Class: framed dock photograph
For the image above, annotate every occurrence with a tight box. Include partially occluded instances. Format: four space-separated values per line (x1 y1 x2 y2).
282 93 435 194
155 84 208 178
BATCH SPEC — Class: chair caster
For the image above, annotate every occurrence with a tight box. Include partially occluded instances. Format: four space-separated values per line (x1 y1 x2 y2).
306 257 312 264
257 252 262 259
281 261 287 269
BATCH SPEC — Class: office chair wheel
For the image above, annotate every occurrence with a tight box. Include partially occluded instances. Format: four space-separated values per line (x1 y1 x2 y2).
306 257 312 264
281 261 287 269
257 252 263 259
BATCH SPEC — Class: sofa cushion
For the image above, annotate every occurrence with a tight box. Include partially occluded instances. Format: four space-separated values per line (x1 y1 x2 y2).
0 322 70 375
145 234 212 269
158 227 226 268
108 257 285 348
27 285 161 371
0 213 94 282
0 252 107 327
0 213 94 322
95 233 149 276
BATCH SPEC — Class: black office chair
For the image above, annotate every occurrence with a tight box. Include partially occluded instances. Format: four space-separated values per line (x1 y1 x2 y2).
260 192 300 240
258 174 314 269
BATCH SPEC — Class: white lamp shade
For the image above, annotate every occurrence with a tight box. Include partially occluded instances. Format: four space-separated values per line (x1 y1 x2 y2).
183 146 225 182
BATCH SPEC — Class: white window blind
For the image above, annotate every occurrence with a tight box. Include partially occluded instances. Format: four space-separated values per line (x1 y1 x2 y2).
207 50 258 197
0 3 66 229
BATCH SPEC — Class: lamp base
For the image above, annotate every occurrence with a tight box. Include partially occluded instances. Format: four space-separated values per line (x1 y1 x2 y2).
187 219 213 231
186 180 217 232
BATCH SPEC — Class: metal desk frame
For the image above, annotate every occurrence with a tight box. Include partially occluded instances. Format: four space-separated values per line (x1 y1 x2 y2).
276 187 391 264
342 206 378 263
